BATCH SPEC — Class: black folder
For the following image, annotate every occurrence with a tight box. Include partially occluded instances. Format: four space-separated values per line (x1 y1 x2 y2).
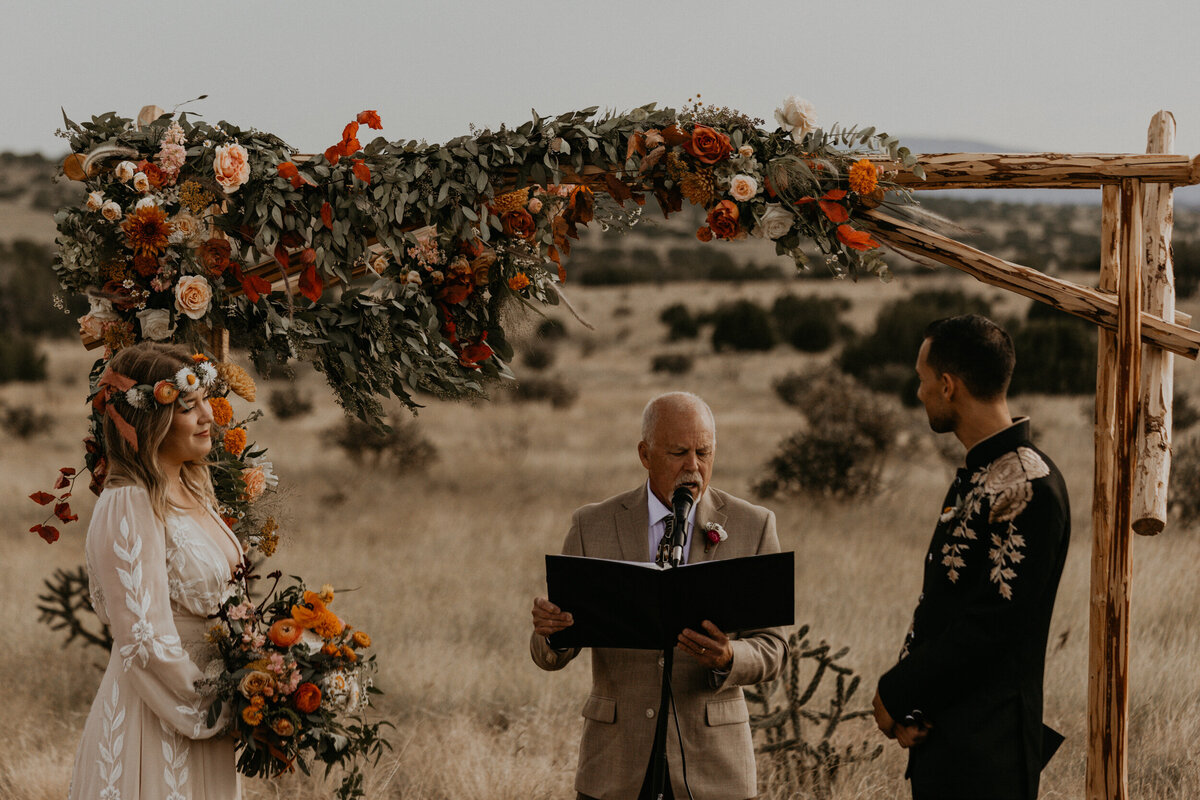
545 552 794 650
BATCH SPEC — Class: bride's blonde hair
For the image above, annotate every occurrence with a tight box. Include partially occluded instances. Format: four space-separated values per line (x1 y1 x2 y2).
100 342 216 521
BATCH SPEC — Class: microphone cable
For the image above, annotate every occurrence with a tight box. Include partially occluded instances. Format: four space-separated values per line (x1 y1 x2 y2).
664 665 696 800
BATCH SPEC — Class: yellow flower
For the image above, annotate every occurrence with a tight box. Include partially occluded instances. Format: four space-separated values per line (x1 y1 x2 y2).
848 158 880 196
490 188 529 214
242 705 264 726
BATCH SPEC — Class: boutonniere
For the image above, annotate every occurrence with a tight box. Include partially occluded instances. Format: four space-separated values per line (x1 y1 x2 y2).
703 522 728 552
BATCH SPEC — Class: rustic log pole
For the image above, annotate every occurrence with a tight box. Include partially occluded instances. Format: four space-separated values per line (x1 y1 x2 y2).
1132 112 1177 535
862 209 1200 359
876 152 1200 190
1087 180 1142 800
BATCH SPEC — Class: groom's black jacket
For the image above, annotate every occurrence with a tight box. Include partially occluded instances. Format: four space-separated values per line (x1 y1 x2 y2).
878 419 1069 800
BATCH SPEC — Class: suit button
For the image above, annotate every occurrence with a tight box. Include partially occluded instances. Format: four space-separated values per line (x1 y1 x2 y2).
645 708 655 719
657 656 665 668
927 553 933 562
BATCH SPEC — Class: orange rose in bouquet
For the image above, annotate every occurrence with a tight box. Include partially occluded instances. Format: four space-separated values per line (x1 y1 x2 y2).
683 125 733 165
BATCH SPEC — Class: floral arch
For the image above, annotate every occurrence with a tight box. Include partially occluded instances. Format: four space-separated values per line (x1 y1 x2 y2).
35 98 1200 800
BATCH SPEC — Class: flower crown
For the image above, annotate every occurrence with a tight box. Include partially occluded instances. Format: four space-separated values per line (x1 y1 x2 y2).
121 356 219 410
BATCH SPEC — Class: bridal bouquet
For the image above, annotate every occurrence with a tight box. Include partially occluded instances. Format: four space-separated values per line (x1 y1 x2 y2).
200 566 390 798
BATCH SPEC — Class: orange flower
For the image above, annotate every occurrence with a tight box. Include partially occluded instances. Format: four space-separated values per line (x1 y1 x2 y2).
507 272 530 291
209 396 233 427
341 645 358 663
321 643 339 656
153 380 180 405
848 158 880 195
293 682 321 713
267 618 302 647
223 427 247 457
242 705 264 726
705 200 741 240
502 209 536 240
836 224 881 252
291 591 345 639
121 205 174 257
696 226 713 243
271 717 295 737
352 631 371 648
241 466 267 502
682 125 732 165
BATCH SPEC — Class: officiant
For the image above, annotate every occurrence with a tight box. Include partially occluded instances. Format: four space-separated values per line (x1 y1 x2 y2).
530 391 788 800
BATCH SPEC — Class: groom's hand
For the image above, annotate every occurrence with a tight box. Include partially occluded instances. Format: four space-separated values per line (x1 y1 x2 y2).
531 597 573 637
678 620 733 670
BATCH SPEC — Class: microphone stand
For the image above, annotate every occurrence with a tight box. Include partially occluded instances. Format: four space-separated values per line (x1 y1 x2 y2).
650 490 691 800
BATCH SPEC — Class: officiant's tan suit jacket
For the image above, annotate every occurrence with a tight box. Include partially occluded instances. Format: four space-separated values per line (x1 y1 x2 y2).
531 484 789 800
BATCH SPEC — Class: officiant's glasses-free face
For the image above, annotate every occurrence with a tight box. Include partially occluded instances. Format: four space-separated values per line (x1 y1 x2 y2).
638 409 716 505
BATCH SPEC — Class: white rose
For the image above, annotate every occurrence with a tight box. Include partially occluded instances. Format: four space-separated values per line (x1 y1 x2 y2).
729 174 758 202
115 161 137 182
774 95 817 142
100 201 123 222
133 172 150 193
135 196 158 210
86 191 104 211
136 308 175 341
174 274 213 320
87 295 119 321
753 204 796 240
169 212 201 245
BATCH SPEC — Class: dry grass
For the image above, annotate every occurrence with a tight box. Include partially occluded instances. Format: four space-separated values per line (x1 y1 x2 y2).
4 275 1200 798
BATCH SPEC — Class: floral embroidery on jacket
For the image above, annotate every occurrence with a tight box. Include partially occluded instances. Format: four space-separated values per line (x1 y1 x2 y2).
113 515 186 670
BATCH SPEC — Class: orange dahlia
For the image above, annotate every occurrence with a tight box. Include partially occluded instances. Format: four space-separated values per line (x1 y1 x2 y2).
848 158 880 196
121 205 174 257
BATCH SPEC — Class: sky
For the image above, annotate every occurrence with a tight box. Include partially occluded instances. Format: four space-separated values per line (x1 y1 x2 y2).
3 0 1200 163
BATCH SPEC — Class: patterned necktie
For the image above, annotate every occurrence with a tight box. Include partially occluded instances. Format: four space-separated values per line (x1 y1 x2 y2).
656 515 674 567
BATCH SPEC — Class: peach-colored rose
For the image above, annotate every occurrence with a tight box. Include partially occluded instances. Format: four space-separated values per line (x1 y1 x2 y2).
101 201 123 222
174 275 213 320
213 143 251 194
527 197 543 214
729 174 758 202
86 191 104 211
78 313 105 340
238 670 274 699
241 466 267 501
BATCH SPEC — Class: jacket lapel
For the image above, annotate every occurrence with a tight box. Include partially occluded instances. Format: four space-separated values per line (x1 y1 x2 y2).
689 489 727 563
615 484 651 562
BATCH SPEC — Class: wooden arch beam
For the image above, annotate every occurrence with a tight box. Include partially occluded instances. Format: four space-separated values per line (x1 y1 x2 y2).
874 152 1200 190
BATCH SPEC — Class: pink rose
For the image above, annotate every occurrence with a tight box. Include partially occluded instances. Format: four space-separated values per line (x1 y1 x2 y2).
729 174 758 202
213 143 251 194
174 275 213 319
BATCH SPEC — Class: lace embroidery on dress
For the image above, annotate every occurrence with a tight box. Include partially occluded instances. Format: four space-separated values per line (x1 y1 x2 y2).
113 515 186 670
165 515 234 615
98 680 124 800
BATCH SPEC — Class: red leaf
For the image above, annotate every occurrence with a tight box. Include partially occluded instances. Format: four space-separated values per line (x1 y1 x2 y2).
823 189 848 201
321 201 333 230
273 244 290 272
31 524 59 544
351 159 371 184
357 110 383 130
340 137 362 157
29 491 55 506
324 145 342 166
342 121 359 142
818 200 850 223
298 262 323 303
59 467 77 477
603 173 632 204
661 124 691 147
241 274 273 303
276 161 304 189
54 474 70 490
54 502 78 523
836 224 881 252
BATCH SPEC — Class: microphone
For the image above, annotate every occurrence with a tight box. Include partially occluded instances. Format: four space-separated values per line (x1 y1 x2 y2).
669 486 695 567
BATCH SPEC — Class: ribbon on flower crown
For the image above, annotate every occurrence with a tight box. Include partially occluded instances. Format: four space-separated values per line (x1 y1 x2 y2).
92 368 140 452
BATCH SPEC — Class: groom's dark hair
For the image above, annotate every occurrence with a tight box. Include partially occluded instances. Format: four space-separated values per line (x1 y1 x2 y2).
923 314 1015 401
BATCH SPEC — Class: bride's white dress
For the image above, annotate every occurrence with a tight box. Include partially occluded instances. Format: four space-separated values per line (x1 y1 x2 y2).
69 484 243 800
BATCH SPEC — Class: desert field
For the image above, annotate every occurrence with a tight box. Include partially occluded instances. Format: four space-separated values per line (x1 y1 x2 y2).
2 272 1199 799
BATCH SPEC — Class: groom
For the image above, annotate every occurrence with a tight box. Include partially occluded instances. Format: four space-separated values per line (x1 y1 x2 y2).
874 315 1070 800
530 391 788 800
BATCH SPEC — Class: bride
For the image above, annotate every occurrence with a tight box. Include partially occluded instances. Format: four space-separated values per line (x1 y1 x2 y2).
69 342 242 799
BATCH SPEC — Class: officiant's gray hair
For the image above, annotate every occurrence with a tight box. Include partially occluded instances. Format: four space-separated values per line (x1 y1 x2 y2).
641 392 716 444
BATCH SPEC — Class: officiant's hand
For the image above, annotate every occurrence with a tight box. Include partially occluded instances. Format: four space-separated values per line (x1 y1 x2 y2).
531 597 573 637
679 620 733 670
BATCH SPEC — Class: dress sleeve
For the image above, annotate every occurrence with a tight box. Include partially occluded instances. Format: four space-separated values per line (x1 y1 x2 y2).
529 510 584 671
87 486 228 739
877 478 1069 720
718 509 789 690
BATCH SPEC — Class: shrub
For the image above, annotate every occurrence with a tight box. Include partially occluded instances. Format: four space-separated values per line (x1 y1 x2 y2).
268 385 314 420
535 318 568 341
521 344 556 372
839 290 992 397
1008 315 1096 395
0 403 54 438
651 353 694 375
0 240 85 338
770 294 849 353
1169 432 1200 524
326 415 437 470
0 335 47 383
512 375 579 409
660 303 699 341
1174 391 1198 433
710 299 776 352
756 366 898 499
